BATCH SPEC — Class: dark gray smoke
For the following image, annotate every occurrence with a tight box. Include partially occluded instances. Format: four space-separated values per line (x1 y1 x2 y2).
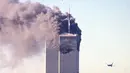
0 0 81 71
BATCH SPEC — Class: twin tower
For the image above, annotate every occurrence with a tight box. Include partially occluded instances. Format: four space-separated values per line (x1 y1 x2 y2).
44 33 79 73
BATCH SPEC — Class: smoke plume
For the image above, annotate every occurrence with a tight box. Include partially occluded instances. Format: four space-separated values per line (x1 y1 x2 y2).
0 0 62 69
0 0 81 72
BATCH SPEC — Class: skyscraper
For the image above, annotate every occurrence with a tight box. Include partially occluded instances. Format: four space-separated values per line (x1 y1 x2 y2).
60 33 79 73
46 33 79 73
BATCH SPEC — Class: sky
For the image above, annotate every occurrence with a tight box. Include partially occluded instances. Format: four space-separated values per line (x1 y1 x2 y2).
20 0 130 73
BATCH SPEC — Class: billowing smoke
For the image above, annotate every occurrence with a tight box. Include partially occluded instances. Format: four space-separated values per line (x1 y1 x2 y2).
0 0 61 69
0 0 81 72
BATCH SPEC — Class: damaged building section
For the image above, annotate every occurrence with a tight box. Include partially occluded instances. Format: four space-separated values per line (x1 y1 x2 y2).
58 13 82 52
59 34 79 73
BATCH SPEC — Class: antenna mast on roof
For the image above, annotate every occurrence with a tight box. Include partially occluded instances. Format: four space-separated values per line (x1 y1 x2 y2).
61 0 71 33
68 4 70 33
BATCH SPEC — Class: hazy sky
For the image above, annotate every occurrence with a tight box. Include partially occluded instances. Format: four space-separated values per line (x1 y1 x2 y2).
20 0 130 73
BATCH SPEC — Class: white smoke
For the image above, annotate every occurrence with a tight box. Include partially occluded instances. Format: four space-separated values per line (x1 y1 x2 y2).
0 0 62 72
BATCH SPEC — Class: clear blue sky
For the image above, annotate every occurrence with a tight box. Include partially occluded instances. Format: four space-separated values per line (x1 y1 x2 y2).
20 0 130 73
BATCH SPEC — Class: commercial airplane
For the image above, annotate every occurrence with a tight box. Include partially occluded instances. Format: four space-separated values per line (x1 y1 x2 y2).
106 63 113 67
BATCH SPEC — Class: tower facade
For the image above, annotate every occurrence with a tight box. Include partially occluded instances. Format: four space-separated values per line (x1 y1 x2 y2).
60 34 79 73
46 33 79 73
